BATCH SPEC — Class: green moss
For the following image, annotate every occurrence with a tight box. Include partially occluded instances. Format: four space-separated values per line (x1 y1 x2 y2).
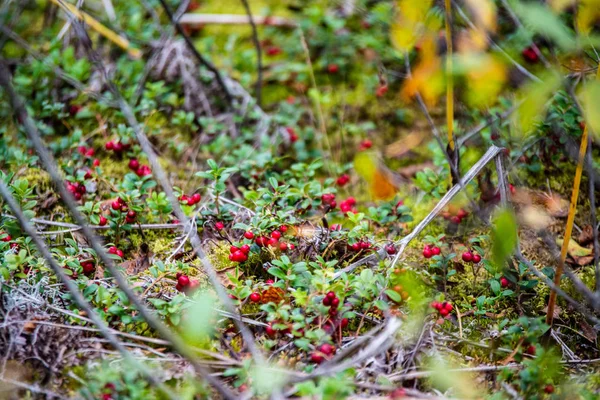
19 167 52 192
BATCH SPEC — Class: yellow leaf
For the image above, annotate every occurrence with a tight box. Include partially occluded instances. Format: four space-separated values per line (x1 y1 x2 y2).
464 0 497 32
579 81 600 140
576 0 600 34
353 152 398 201
390 0 434 52
463 54 507 108
401 35 444 106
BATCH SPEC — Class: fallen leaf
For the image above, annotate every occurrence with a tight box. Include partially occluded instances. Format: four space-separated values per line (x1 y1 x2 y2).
216 266 243 288
580 319 598 343
261 286 285 304
578 225 594 246
384 131 427 158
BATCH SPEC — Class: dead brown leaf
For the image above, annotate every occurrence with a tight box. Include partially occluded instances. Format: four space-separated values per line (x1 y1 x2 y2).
578 225 594 246
217 266 243 288
384 131 427 158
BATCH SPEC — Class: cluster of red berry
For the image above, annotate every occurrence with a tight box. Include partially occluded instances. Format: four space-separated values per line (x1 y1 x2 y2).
107 246 124 258
310 343 335 364
422 244 441 259
77 145 100 167
1 232 18 250
110 198 137 224
105 140 130 153
321 193 337 209
461 250 481 264
431 300 453 317
66 180 88 201
322 291 341 317
179 192 201 206
100 382 116 400
285 126 299 143
348 240 371 252
358 138 372 151
336 174 349 186
175 272 200 294
229 244 250 263
250 227 294 251
340 197 357 214
127 158 151 177
441 208 468 224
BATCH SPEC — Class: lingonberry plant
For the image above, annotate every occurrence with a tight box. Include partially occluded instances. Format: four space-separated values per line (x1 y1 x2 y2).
2 0 600 399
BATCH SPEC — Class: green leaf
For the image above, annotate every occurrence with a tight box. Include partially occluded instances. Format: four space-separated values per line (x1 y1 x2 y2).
491 208 518 272
268 267 287 280
511 1 576 50
385 289 402 302
490 279 501 295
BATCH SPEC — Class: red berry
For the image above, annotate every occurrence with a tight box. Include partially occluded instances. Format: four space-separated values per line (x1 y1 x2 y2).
116 249 124 258
105 141 114 151
390 388 406 399
327 63 339 73
244 231 254 239
322 296 331 306
86 148 95 157
359 139 372 150
128 159 140 171
230 246 239 253
113 142 123 152
93 159 100 167
279 242 288 251
431 301 441 310
232 250 247 262
432 247 441 256
340 318 349 328
450 216 461 224
525 344 536 355
472 254 481 263
99 216 108 226
271 230 282 240
215 221 224 230
240 244 250 254
351 242 361 251
265 324 277 338
336 174 350 186
440 308 449 317
111 200 121 210
444 302 453 311
327 291 336 299
544 384 554 394
423 248 433 259
457 209 468 219
82 262 95 275
375 85 388 97
190 193 201 204
127 210 136 219
108 246 118 254
267 237 278 247
255 236 268 247
386 244 397 255
289 244 295 250
279 225 288 233
462 251 473 262
249 292 261 303
331 297 340 307
500 277 509 288
178 275 190 287
319 343 334 355
311 352 324 364
265 279 274 285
